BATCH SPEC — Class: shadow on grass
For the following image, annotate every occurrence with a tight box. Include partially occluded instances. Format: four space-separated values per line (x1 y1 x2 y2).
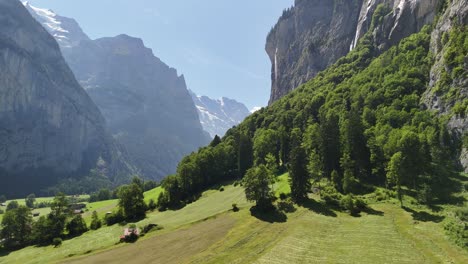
402 206 445 223
0 248 10 257
299 199 337 217
277 201 297 213
250 206 287 223
362 206 384 216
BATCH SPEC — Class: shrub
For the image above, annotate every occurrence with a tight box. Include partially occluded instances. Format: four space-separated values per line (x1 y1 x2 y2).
6 201 19 211
66 215 88 237
232 203 239 212
219 187 225 192
444 217 468 249
417 183 432 205
105 210 125 226
148 199 157 211
279 192 288 200
90 211 102 230
53 238 62 248
321 187 342 207
354 198 367 210
454 207 468 222
0 209 4 214
340 195 361 216
141 223 161 235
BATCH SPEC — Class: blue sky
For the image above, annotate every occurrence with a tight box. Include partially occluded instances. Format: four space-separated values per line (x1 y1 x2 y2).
28 0 293 109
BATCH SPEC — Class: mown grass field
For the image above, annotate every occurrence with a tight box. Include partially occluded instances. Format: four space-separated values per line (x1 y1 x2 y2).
1 174 467 264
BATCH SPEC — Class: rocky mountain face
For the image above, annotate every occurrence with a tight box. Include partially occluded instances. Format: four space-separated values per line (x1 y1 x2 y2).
23 1 89 48
24 3 210 180
190 91 251 138
0 0 133 196
267 0 441 104
423 0 468 171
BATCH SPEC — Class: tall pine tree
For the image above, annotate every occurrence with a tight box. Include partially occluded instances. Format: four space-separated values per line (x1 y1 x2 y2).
289 128 310 202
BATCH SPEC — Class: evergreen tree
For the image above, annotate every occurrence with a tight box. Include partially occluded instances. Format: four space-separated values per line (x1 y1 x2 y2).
238 132 253 178
90 211 102 230
320 111 341 177
49 193 69 240
387 152 404 206
331 170 341 191
289 128 310 202
307 150 323 187
25 194 36 209
66 214 88 237
210 135 222 147
6 201 19 211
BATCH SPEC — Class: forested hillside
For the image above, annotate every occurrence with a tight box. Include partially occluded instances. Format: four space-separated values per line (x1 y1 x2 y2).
158 3 466 212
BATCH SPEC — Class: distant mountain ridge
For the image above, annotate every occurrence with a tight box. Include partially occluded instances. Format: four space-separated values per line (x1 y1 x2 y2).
24 2 210 180
190 91 251 138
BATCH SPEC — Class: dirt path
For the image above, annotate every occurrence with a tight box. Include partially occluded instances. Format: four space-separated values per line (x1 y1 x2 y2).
63 215 236 264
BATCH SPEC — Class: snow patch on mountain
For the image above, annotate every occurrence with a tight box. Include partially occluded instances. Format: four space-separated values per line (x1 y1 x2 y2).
190 91 251 138
22 1 89 48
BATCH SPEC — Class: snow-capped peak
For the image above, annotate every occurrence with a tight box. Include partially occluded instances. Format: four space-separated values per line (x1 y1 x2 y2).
22 1 89 48
189 91 251 138
250 106 262 113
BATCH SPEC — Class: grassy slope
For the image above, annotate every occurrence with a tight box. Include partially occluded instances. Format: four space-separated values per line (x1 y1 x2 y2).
1 176 467 263
0 185 249 264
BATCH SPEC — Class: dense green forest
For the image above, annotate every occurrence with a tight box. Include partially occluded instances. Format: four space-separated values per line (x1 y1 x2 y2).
158 6 467 211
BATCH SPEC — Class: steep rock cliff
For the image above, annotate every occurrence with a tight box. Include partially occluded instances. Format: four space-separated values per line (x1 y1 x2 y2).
0 0 133 196
25 3 210 180
65 35 210 180
423 0 468 171
266 0 364 104
267 0 441 104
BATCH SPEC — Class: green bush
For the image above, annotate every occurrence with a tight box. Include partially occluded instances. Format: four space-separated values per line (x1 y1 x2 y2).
105 210 125 226
148 199 157 211
90 211 102 230
66 215 88 237
444 218 468 249
232 203 239 212
53 238 62 248
219 187 225 192
355 198 367 210
0 209 4 214
279 192 288 200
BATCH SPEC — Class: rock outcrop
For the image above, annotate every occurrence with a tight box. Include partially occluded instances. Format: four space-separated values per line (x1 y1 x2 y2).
423 0 468 171
267 0 441 104
24 3 210 180
0 0 133 196
190 91 251 138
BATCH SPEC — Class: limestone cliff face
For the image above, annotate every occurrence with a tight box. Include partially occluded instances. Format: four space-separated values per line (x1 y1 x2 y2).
0 0 133 196
423 0 468 171
266 0 364 104
25 3 210 180
267 0 441 104
63 35 210 180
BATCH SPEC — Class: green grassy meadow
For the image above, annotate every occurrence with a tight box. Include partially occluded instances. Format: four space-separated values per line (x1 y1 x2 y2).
1 174 467 264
